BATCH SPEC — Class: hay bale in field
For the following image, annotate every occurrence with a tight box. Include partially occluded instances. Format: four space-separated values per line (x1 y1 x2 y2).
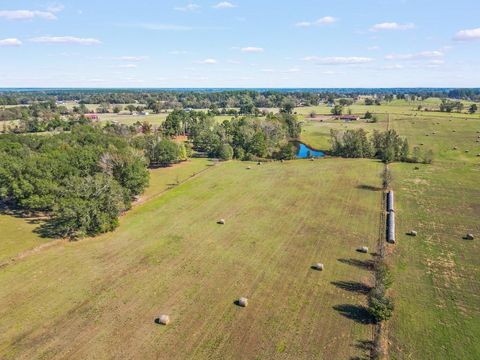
310 158 315 161
247 166 252 170
312 263 324 271
414 166 420 170
217 218 225 225
157 314 170 325
357 246 369 253
281 159 284 163
408 230 417 237
453 146 458 150
465 234 474 240
465 150 469 153
237 297 248 307
477 154 480 157
452 129 456 132
420 143 424 146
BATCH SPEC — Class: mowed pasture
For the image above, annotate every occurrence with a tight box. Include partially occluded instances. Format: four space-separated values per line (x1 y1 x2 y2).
385 112 480 359
0 159 383 359
0 159 212 265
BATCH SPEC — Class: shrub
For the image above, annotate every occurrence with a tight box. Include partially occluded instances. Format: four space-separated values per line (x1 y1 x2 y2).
217 143 234 160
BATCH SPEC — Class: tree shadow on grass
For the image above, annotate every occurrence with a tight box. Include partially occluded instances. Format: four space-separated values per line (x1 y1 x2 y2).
338 258 375 271
34 219 67 239
356 184 383 192
331 281 372 295
333 304 373 324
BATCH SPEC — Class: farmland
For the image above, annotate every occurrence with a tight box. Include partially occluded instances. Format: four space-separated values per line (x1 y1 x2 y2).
0 99 479 359
0 159 382 359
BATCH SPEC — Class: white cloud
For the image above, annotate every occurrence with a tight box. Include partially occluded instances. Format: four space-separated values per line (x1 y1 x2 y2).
118 56 149 61
286 67 300 72
169 50 189 55
0 10 57 20
382 64 404 70
46 3 65 13
197 58 218 64
213 2 236 9
174 4 200 11
385 50 443 60
295 16 338 27
303 56 374 65
30 36 101 45
453 28 480 41
368 46 380 51
118 64 138 68
0 38 22 46
241 47 264 53
317 16 337 25
260 68 275 72
370 22 415 31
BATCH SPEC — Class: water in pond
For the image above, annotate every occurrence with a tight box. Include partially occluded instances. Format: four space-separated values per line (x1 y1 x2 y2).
296 143 325 159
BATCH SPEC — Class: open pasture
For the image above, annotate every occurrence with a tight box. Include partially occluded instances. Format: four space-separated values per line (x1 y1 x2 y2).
0 159 382 359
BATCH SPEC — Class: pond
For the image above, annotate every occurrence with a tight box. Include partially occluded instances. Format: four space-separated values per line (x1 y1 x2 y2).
296 142 325 159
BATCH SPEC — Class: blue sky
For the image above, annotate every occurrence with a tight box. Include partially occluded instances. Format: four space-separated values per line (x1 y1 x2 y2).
0 0 479 87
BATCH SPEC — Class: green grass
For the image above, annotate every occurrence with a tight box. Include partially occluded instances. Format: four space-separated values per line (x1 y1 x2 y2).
0 159 213 264
0 159 382 359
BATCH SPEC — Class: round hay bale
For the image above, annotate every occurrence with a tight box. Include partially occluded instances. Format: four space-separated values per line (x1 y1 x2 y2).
312 263 324 271
409 230 418 237
310 158 315 161
257 162 262 165
452 130 456 132
238 297 248 307
465 234 474 240
477 154 480 157
414 166 420 170
453 146 458 150
218 219 225 225
247 166 251 170
158 314 170 325
465 150 469 153
358 246 369 254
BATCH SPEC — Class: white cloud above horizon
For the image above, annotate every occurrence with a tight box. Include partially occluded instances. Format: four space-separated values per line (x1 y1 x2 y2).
213 2 237 9
0 38 22 46
385 50 444 61
30 36 102 45
371 22 415 31
174 3 200 12
0 9 58 20
453 28 480 41
196 58 218 64
303 56 374 65
241 47 264 53
295 16 338 27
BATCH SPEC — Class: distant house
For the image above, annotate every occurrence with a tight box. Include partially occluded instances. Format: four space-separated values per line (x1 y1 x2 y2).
336 115 360 122
84 114 99 120
140 111 149 116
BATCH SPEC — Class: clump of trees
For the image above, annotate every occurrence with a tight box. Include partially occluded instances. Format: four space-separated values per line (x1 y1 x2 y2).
439 99 464 113
160 110 301 161
330 129 413 163
0 126 149 238
368 260 394 323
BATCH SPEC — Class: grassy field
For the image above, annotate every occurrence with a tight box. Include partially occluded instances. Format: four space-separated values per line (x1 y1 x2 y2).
0 159 383 359
1 99 479 359
0 159 213 265
385 111 480 359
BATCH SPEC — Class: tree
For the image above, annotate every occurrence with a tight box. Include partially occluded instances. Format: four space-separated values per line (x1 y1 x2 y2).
217 143 233 160
364 111 373 119
49 174 127 238
381 168 393 189
469 104 478 114
113 105 122 114
280 98 296 114
126 105 136 114
368 288 394 323
331 105 343 116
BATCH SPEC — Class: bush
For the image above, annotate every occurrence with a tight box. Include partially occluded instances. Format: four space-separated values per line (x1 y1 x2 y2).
217 143 233 160
368 288 394 323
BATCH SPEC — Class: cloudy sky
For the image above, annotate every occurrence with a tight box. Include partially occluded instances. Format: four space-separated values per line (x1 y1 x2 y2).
0 0 479 88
